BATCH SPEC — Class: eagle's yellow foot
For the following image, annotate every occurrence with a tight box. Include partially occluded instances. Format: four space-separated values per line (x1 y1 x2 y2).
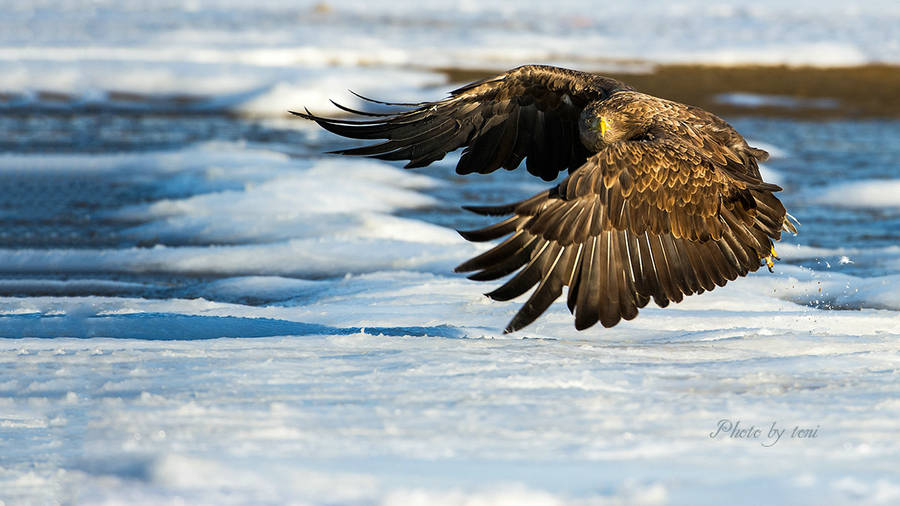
761 245 779 272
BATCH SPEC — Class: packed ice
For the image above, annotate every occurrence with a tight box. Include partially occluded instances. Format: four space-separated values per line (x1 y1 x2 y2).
1 1 899 505
3 0 900 113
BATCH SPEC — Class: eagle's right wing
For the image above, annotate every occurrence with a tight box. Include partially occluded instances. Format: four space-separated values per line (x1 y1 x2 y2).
292 65 631 181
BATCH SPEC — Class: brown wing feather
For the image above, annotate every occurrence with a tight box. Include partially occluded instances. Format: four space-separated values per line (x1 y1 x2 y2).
456 127 789 333
292 65 632 181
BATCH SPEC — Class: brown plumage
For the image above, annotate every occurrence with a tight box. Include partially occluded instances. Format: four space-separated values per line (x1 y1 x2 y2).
293 64 797 333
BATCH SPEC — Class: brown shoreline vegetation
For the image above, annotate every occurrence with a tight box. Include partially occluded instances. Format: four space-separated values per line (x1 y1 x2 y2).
435 64 900 119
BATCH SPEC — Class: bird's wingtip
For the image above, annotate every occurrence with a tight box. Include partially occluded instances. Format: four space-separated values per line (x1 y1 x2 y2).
289 107 315 119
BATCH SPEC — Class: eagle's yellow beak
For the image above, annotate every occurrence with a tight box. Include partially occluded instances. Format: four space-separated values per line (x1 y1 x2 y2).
594 117 609 136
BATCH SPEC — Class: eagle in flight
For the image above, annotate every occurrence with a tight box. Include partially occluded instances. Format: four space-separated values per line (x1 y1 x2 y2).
294 65 796 333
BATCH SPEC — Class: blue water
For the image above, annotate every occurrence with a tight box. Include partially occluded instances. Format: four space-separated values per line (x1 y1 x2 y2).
1 109 897 303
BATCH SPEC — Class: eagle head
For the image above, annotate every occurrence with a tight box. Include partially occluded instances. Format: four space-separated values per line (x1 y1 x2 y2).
579 98 653 152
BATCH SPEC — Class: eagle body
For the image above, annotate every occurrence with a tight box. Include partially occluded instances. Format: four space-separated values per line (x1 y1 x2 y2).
295 65 795 332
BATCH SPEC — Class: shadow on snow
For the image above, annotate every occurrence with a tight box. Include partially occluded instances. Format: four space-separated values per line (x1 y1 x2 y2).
0 313 467 340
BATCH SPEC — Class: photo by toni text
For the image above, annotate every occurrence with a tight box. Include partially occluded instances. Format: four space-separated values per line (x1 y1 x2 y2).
710 419 820 447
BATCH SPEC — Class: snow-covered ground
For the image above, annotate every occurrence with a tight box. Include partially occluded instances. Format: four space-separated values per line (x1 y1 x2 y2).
3 0 900 114
2 2 900 505
3 326 898 505
2 130 899 505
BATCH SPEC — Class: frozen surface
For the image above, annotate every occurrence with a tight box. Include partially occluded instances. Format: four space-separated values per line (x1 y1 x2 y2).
2 326 898 506
813 179 900 209
2 121 900 504
2 2 900 505
3 0 900 113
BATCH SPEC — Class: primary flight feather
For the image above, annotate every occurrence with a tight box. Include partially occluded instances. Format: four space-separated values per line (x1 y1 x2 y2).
293 64 796 332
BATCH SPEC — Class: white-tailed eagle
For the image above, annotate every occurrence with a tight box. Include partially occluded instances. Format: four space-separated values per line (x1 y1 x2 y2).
294 65 796 332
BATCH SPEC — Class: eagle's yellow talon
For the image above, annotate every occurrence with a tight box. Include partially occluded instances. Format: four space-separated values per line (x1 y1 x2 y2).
764 255 775 272
770 245 779 260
